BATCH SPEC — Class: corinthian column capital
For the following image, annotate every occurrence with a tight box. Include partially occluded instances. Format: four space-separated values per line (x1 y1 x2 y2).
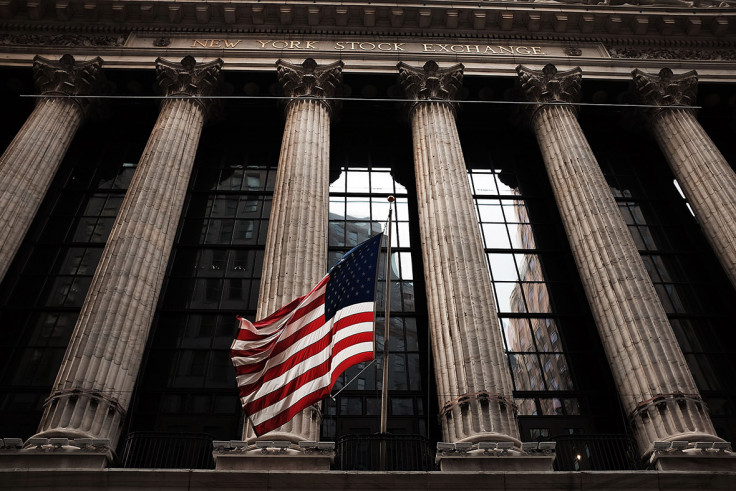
397 60 463 117
33 54 103 114
632 68 698 120
516 63 582 105
155 55 223 99
276 58 344 117
33 54 103 96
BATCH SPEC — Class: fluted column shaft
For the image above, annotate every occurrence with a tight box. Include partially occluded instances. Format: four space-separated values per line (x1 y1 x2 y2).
34 57 222 450
0 55 101 283
256 99 330 318
399 61 520 445
519 64 721 457
634 68 736 290
651 112 736 287
242 58 343 443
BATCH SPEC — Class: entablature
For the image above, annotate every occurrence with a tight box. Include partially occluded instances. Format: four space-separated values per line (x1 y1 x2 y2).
0 0 734 39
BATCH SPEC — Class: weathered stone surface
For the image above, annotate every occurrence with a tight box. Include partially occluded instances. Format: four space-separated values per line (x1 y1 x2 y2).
32 56 222 453
632 68 736 291
518 63 722 458
399 61 520 447
0 54 101 283
241 58 343 444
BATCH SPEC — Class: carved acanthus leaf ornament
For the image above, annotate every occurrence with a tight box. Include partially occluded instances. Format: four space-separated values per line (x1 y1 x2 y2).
632 68 698 107
33 54 103 96
276 58 344 116
631 68 698 120
516 63 582 105
155 55 223 98
397 60 464 117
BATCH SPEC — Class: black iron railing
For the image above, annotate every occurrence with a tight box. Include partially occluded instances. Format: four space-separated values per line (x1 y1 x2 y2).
335 433 435 471
552 434 641 471
119 432 215 469
116 430 639 471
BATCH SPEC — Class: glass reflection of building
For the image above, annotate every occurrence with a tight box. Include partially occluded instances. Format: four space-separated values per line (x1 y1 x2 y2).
469 165 587 440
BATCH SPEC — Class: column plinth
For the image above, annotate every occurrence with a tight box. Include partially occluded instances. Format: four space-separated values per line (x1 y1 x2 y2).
32 56 223 455
399 61 521 452
239 58 342 448
633 68 736 291
518 64 723 459
0 54 102 283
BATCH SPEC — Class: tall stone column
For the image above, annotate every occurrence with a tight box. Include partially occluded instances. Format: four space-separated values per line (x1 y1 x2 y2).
33 56 223 452
517 64 722 457
633 68 736 291
398 61 521 448
0 54 102 283
241 58 343 444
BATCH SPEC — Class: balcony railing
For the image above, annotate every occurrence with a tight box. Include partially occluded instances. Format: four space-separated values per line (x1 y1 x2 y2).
335 433 436 471
116 431 638 471
119 432 215 469
552 434 641 471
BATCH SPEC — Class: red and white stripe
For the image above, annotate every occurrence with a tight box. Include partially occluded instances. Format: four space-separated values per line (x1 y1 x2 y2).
231 275 375 436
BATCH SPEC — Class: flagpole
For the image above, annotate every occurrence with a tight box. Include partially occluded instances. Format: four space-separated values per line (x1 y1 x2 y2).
380 196 394 470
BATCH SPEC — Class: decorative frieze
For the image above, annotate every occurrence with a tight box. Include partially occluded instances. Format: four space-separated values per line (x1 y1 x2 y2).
0 33 125 46
609 46 736 60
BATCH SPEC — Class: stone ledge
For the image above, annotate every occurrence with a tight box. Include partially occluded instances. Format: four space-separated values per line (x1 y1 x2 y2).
652 452 736 471
213 452 333 471
438 454 555 472
0 451 111 470
0 437 112 469
3 468 735 490
212 440 334 471
649 440 736 471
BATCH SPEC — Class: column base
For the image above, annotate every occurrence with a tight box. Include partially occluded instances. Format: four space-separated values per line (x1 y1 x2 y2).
438 453 555 471
0 438 111 469
213 441 333 471
652 451 736 471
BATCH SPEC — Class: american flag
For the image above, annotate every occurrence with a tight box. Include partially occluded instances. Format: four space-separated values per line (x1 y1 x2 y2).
231 233 383 436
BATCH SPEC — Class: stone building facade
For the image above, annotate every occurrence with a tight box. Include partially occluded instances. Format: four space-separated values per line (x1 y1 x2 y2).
0 0 736 488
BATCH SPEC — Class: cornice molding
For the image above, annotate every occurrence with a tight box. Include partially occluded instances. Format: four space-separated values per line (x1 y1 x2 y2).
0 1 734 40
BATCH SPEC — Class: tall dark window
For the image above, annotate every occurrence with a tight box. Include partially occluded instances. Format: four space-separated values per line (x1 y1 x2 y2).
127 95 282 440
470 167 577 417
320 76 432 441
459 81 625 440
324 165 426 438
